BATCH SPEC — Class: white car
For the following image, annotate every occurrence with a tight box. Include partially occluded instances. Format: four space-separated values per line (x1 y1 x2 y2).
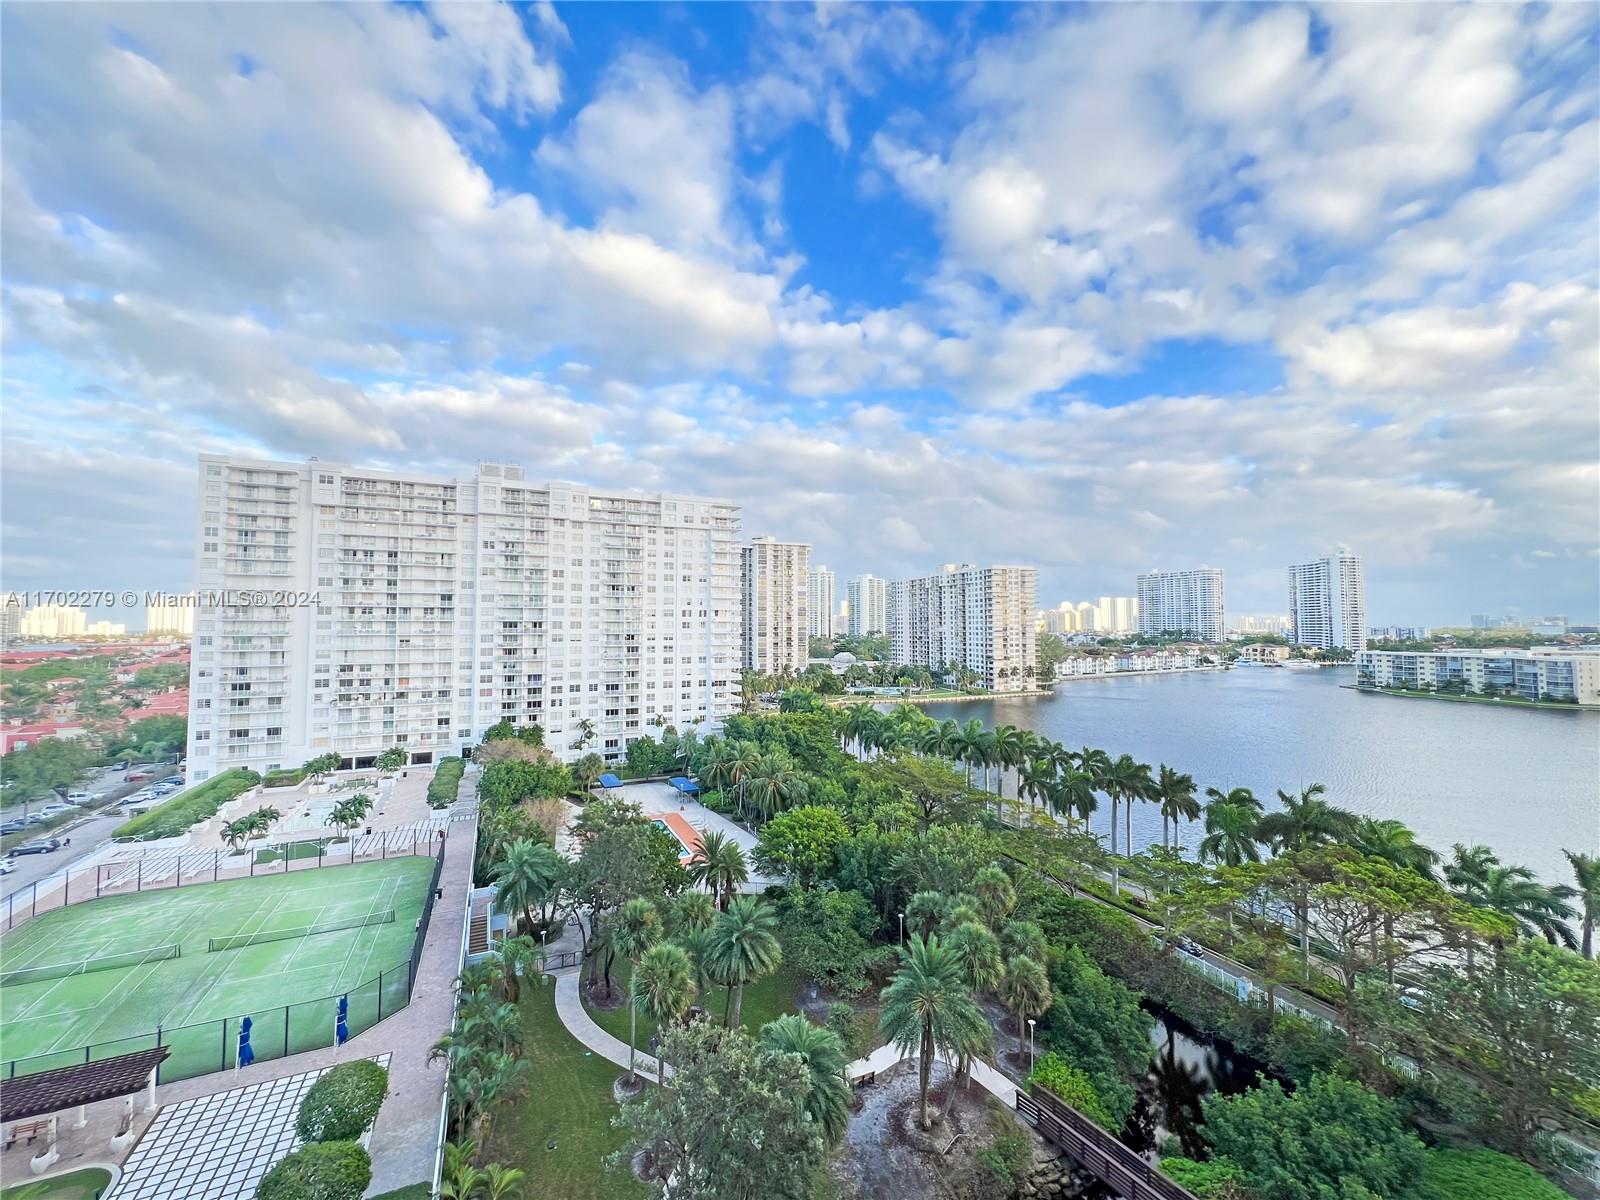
66 791 92 804
0 861 15 875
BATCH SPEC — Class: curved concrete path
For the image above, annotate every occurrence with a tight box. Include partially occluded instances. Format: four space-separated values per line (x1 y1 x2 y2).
550 968 1016 1106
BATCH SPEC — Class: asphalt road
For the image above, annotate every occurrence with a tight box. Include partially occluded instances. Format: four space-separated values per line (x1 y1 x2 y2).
0 765 160 897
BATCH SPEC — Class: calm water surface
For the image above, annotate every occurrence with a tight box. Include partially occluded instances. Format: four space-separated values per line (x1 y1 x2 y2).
916 667 1599 888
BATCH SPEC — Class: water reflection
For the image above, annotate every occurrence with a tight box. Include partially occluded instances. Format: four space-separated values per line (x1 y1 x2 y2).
1122 1006 1274 1160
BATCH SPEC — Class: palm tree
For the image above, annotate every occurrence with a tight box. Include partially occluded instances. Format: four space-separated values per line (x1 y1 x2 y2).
1564 850 1599 959
739 751 808 823
1153 765 1200 851
945 921 1003 994
879 934 988 1130
493 840 563 934
990 725 1025 818
707 896 782 1028
1254 785 1355 970
495 935 543 1004
572 753 605 790
220 818 252 852
439 1141 486 1200
760 1013 850 1144
1477 864 1578 949
1198 801 1261 868
1049 767 1098 831
673 925 721 996
688 829 748 910
482 1163 526 1200
1102 754 1154 895
613 898 661 1084
840 705 878 760
632 942 696 1086
1000 918 1047 964
972 866 1017 930
905 890 947 939
670 891 716 935
998 953 1052 1040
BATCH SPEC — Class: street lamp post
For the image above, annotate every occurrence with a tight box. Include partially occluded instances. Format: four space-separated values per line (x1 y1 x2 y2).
898 911 904 946
1027 1018 1036 1074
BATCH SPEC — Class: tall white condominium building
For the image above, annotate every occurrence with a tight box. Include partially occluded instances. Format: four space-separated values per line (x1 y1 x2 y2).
1094 595 1140 635
0 594 21 643
741 537 810 673
807 566 836 639
147 593 196 636
888 564 1038 691
1136 569 1225 641
187 455 742 782
1289 547 1367 650
19 604 88 638
847 574 889 637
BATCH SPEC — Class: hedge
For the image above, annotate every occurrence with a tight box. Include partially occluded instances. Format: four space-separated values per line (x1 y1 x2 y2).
255 1141 370 1200
296 1060 388 1143
426 757 464 809
114 769 261 841
262 768 306 789
1027 1051 1117 1130
1158 1156 1247 1198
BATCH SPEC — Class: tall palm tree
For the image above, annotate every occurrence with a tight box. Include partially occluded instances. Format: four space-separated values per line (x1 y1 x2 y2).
1478 864 1578 949
840 705 878 760
1255 784 1354 970
495 935 544 1005
972 866 1017 930
613 898 661 1084
688 829 748 910
632 942 696 1086
760 1013 851 1144
1102 754 1155 894
998 953 1052 1040
990 725 1025 816
1048 767 1098 831
673 925 721 996
670 891 716 935
1444 843 1498 902
956 719 988 786
1563 849 1599 959
493 840 564 934
919 719 962 762
696 737 737 794
740 750 808 823
945 920 1004 994
879 934 988 1131
1153 765 1200 851
707 896 782 1028
1197 802 1261 868
1349 817 1439 878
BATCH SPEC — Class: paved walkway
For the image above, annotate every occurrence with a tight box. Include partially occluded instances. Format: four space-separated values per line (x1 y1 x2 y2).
549 970 1018 1108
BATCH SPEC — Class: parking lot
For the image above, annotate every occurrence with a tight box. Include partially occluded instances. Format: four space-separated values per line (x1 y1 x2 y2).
1 763 178 893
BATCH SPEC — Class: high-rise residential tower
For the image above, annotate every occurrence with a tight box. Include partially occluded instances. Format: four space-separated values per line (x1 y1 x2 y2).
887 564 1038 690
846 574 888 638
18 604 88 639
1289 546 1367 650
186 455 741 781
1136 569 1225 641
147 593 197 637
741 536 810 673
807 566 836 640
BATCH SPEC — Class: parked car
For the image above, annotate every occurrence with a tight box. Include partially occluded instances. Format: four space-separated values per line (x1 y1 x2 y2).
109 761 129 771
160 776 184 785
0 819 27 835
66 791 92 803
25 812 55 825
125 771 155 783
10 839 61 856
39 805 74 817
0 861 15 875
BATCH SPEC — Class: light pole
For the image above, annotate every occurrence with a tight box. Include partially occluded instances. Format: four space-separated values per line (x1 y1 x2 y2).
898 911 904 946
1027 1018 1036 1074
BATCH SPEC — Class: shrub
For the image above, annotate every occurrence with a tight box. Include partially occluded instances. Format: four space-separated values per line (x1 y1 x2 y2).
975 1127 1032 1200
255 1141 371 1200
115 769 261 840
426 757 464 809
1418 1149 1568 1200
262 768 306 789
1159 1156 1248 1199
1026 1051 1117 1130
295 1060 388 1143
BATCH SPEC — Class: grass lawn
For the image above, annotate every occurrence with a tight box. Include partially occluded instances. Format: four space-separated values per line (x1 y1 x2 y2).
0 1168 113 1200
481 982 645 1200
582 962 808 1052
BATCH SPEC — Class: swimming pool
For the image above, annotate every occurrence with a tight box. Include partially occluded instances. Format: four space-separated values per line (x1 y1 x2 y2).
651 817 696 861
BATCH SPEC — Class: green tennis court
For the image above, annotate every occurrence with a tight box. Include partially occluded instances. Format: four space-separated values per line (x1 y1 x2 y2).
0 856 436 1081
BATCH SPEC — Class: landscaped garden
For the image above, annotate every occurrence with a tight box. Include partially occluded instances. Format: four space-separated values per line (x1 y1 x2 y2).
435 703 1599 1200
0 1169 113 1200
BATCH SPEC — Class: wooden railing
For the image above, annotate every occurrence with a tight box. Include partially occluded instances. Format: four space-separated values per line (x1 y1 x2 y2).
1014 1088 1199 1200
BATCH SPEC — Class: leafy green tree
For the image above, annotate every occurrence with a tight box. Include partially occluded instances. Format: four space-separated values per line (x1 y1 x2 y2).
0 737 99 802
879 933 989 1130
778 887 886 997
492 840 564 934
476 758 573 809
615 1022 825 1200
1027 1052 1117 1129
707 895 782 1028
1039 946 1150 1123
1199 1073 1426 1200
754 805 849 887
760 1013 851 1145
632 941 696 1086
869 751 982 833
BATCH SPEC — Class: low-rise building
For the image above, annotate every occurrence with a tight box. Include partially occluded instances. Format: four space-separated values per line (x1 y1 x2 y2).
1356 647 1600 706
1238 643 1290 664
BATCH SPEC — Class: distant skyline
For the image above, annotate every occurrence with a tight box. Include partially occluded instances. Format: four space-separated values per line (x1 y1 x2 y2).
2 4 1596 624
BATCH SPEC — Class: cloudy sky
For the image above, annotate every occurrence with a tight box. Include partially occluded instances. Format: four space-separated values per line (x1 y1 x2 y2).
2 2 1596 624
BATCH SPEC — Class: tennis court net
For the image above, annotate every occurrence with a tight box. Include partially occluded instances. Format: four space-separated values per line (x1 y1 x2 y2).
0 944 182 988
208 908 396 953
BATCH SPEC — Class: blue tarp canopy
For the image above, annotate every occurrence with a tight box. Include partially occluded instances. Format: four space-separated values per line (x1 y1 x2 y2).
668 776 701 795
597 773 624 790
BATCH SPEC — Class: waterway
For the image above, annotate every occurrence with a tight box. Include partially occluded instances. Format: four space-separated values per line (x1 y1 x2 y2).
1123 1008 1272 1160
914 666 1599 889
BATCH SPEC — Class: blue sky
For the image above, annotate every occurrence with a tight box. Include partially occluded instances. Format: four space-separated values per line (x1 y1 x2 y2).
2 2 1597 625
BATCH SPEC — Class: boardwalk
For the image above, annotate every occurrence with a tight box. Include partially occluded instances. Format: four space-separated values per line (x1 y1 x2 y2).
1014 1089 1198 1200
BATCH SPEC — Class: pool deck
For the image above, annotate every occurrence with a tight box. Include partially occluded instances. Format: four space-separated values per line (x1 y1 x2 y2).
606 783 774 893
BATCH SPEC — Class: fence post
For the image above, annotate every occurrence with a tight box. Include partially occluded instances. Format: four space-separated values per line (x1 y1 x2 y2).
214 851 219 882
221 1019 229 1072
137 860 142 892
32 881 38 918
155 1027 163 1084
378 971 385 1022
64 870 69 906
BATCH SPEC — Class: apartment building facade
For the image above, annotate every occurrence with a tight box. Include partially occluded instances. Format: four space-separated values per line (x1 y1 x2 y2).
888 564 1038 691
1289 547 1367 650
186 455 741 781
740 537 810 674
807 566 836 640
1356 647 1600 706
847 574 889 638
1136 569 1225 642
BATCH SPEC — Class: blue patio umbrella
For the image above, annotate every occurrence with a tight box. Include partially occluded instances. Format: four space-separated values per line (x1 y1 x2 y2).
237 1016 255 1067
336 994 349 1045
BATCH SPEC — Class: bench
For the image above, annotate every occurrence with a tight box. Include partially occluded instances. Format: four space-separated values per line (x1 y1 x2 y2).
5 1119 49 1149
